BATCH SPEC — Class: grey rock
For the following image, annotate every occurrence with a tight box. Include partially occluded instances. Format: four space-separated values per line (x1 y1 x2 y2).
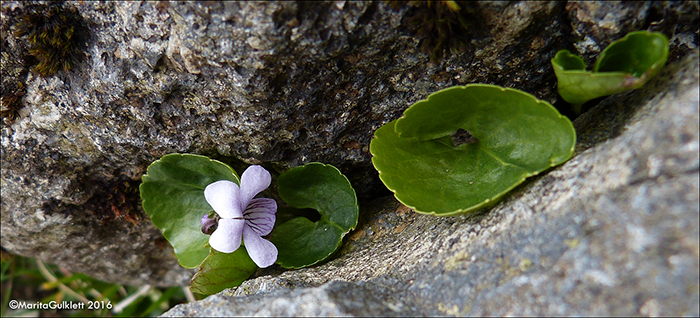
0 0 697 289
163 49 699 316
567 1 699 62
165 280 421 317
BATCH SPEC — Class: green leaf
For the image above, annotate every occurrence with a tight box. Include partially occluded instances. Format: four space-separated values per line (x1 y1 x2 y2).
552 31 669 105
552 50 634 105
189 248 257 295
270 163 358 269
594 31 669 76
552 49 586 71
370 84 576 216
140 153 240 268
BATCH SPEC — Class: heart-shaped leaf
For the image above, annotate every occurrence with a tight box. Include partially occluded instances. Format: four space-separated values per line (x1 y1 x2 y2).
190 248 257 295
270 163 358 269
552 31 669 105
370 84 576 216
140 153 239 268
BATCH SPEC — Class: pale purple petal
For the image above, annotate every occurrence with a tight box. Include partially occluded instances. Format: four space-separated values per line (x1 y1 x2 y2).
209 218 244 253
243 226 278 268
204 180 242 218
243 198 277 236
238 165 271 211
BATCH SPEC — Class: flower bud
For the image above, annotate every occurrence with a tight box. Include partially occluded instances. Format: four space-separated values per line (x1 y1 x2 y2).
201 214 218 235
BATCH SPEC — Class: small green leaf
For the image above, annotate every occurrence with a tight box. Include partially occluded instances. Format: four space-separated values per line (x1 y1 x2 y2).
552 50 634 105
370 84 576 216
189 248 257 295
140 153 239 268
270 163 359 269
594 31 669 76
552 31 669 105
553 49 587 71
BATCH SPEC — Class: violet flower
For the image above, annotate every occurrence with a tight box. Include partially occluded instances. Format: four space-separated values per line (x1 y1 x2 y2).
203 165 278 268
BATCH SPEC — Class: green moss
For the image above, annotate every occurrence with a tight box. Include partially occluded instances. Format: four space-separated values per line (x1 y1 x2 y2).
393 1 475 63
14 1 89 77
0 81 26 124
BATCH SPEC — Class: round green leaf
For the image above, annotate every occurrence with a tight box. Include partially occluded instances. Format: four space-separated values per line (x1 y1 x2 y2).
270 163 359 269
190 248 257 295
140 153 239 268
552 31 669 105
370 84 576 216
271 217 346 268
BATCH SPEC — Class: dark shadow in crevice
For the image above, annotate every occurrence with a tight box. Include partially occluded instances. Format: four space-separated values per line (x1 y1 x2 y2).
450 128 478 147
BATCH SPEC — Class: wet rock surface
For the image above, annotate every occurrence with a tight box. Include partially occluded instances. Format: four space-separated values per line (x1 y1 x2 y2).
1 0 697 294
